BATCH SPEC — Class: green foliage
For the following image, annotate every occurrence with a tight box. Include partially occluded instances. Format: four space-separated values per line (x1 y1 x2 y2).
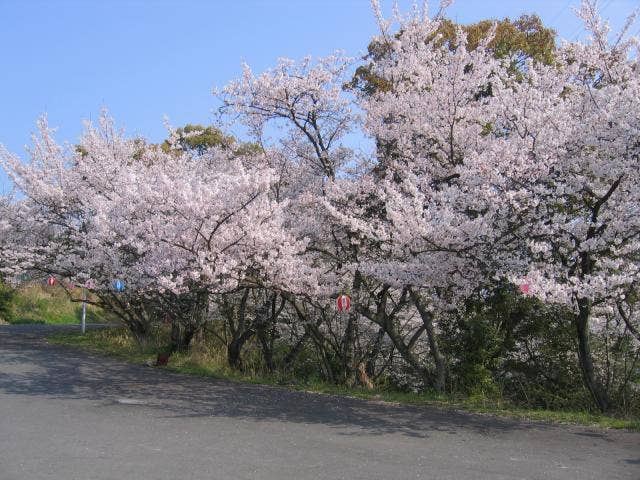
349 14 556 95
75 145 89 157
0 281 14 323
437 14 556 66
233 141 263 157
441 285 577 403
442 285 517 394
159 124 263 160
437 284 640 416
161 124 235 155
503 308 587 410
590 317 640 414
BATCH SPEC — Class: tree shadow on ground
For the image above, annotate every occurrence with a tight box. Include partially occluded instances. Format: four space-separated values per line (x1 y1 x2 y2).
0 325 637 447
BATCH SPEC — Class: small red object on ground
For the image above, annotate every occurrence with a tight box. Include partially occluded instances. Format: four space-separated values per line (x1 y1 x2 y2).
519 284 530 295
47 277 56 287
155 352 171 366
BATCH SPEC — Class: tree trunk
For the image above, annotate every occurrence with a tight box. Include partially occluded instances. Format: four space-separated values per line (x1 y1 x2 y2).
256 293 283 373
411 291 446 393
227 329 255 369
130 323 152 346
341 271 363 385
576 299 610 412
366 327 386 379
383 316 432 386
257 327 275 372
283 331 310 368
357 288 432 388
169 321 196 353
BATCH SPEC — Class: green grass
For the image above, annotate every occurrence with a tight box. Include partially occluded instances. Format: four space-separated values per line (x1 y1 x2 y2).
3 283 114 325
48 327 640 431
49 328 156 361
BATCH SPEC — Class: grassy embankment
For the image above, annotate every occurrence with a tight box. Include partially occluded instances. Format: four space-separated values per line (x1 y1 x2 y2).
0 282 115 325
49 327 640 431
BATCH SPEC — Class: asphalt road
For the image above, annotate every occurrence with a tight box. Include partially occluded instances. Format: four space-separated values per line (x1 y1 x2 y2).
0 324 638 480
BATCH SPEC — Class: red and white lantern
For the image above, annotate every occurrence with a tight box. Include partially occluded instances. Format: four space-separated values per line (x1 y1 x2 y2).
47 276 56 287
336 294 351 312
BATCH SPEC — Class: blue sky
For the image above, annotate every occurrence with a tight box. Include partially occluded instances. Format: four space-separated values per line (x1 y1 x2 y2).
1 0 638 192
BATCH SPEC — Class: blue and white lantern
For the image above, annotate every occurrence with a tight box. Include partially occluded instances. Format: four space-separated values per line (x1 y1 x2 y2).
112 279 125 292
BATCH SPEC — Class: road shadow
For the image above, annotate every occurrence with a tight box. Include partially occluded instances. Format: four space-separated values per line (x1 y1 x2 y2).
0 325 635 445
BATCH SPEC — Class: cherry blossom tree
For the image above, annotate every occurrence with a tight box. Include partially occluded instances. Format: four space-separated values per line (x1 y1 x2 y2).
314 1 513 392
321 0 639 404
218 53 388 384
476 1 640 411
1 0 637 410
0 113 313 348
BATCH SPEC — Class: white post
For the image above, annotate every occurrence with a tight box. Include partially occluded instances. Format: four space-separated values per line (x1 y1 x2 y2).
81 287 87 335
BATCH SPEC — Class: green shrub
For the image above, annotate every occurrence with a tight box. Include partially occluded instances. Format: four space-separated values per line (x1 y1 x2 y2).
0 281 14 323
